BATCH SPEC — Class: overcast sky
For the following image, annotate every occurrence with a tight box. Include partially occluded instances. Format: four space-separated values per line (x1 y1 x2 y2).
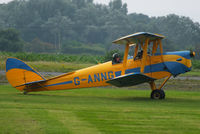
1 0 200 23
96 0 200 23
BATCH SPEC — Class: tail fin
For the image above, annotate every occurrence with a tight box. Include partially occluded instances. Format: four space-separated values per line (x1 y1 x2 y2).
6 58 46 91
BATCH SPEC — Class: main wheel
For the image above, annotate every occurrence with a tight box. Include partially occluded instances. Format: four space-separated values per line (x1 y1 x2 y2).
151 89 165 99
23 91 28 95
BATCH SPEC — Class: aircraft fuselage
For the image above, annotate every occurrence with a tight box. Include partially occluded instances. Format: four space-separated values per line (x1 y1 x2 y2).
26 51 192 92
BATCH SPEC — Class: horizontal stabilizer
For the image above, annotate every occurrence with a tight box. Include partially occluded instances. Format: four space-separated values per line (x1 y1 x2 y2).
15 80 46 88
16 79 47 92
106 73 156 87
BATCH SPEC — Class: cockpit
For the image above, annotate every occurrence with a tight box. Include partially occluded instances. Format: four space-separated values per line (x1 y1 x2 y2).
112 53 122 64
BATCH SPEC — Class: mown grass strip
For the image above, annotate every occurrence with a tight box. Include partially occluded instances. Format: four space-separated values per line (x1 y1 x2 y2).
0 108 44 134
26 109 71 134
49 110 102 134
0 85 200 134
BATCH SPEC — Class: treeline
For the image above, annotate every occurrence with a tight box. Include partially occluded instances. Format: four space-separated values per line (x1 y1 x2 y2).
0 0 200 56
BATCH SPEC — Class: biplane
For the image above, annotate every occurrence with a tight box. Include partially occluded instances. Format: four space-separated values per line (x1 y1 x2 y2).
6 32 195 99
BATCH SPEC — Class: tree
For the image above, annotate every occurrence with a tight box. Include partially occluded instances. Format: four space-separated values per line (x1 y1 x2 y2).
194 44 200 59
42 11 73 52
109 0 127 14
0 28 25 52
25 38 55 53
0 0 200 54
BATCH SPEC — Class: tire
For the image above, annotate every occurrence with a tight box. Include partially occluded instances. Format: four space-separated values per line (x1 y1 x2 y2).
160 90 165 99
23 91 28 95
151 89 165 99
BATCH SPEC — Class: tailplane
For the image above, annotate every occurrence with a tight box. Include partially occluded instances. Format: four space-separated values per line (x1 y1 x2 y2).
6 58 46 91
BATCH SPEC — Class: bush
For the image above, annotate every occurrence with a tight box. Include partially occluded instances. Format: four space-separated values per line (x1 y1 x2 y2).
0 52 106 64
103 49 124 62
25 38 55 53
192 60 200 70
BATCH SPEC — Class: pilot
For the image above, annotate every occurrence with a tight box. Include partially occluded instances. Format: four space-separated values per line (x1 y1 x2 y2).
112 53 121 64
134 50 143 60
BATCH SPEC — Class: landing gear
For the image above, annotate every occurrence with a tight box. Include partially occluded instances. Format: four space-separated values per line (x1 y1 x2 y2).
23 91 28 95
151 89 165 99
149 75 171 100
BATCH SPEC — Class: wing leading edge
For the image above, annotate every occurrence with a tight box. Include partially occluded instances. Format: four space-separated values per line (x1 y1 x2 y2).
106 73 156 87
113 32 164 45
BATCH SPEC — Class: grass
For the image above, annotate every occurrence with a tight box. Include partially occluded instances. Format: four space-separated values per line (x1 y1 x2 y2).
0 60 94 73
0 84 200 134
0 52 97 72
27 61 94 73
180 69 200 77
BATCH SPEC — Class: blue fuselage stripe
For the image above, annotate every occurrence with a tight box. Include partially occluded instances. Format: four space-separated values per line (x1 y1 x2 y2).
125 62 166 74
45 81 73 87
125 61 190 75
115 71 122 77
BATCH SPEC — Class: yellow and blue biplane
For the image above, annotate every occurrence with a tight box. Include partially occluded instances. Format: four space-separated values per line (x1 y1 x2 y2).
6 32 195 99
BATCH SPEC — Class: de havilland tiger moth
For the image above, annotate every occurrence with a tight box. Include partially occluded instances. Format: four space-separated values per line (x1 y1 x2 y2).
6 32 195 99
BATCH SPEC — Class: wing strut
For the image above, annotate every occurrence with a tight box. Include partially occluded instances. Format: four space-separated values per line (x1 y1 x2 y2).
122 43 129 75
149 74 171 90
140 38 149 73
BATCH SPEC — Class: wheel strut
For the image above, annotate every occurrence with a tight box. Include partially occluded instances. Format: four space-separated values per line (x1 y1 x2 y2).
158 74 172 90
149 75 171 99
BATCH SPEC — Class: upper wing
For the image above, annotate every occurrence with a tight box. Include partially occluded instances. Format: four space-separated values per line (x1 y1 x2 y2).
106 73 156 87
112 32 164 45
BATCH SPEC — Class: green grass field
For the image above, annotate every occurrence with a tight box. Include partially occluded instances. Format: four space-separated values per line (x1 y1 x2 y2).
0 84 200 134
181 69 200 76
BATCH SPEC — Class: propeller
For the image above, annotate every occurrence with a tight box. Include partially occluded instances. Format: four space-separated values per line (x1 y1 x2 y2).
190 49 195 58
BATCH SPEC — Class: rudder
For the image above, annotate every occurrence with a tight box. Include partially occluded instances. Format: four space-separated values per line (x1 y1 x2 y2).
6 58 46 91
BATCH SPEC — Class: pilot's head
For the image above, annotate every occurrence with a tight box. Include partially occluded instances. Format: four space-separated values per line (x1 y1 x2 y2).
113 53 120 63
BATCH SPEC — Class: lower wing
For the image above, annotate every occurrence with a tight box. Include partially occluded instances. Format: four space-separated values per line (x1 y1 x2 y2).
106 73 156 87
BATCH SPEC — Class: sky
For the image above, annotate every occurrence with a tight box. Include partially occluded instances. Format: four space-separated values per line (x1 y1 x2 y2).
1 0 200 23
95 0 200 23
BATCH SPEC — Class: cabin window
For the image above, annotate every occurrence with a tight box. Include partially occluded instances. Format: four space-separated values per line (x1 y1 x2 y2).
132 42 155 61
133 44 143 60
134 50 143 60
148 42 153 56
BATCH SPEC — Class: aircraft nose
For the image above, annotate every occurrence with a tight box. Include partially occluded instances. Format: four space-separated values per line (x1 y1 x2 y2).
190 50 195 58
